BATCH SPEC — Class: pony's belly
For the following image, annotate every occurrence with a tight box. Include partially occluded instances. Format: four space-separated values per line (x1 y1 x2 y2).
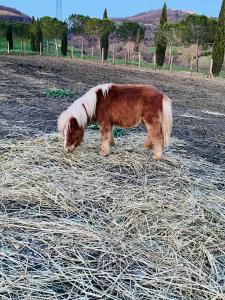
112 117 142 128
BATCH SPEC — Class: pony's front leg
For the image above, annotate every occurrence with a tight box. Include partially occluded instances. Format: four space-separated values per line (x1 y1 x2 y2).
110 128 115 146
100 123 112 156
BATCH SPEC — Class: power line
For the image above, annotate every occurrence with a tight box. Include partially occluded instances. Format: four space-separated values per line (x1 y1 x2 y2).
56 0 63 20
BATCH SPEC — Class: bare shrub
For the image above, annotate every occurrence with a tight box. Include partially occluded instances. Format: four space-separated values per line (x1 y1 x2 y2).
199 56 211 70
181 45 196 67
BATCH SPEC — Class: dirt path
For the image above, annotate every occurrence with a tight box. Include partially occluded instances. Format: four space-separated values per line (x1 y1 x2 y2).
0 55 225 164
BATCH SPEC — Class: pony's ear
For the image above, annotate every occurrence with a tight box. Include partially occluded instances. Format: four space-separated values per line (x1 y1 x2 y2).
68 117 79 131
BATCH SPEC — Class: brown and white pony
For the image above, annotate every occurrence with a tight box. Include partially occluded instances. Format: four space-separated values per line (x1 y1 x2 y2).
58 83 172 160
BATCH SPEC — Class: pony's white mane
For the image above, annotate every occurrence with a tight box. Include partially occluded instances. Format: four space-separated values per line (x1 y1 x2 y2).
58 83 113 132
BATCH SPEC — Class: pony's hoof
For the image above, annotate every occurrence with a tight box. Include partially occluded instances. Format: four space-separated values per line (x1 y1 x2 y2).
152 154 161 161
100 150 110 157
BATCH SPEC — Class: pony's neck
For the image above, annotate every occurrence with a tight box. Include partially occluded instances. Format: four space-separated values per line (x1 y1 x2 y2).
82 103 91 125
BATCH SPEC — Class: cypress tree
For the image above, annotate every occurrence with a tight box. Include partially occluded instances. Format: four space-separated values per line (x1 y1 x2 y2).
103 8 108 19
6 24 13 50
30 17 36 51
35 19 43 52
155 2 167 66
61 26 68 56
212 0 225 76
101 8 109 60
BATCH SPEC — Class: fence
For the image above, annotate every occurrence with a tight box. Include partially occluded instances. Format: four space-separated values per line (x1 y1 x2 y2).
0 38 225 78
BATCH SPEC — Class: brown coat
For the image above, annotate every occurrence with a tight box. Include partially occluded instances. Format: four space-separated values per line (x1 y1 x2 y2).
58 83 172 159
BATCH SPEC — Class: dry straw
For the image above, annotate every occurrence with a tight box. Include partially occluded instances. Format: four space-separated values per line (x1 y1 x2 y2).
0 130 225 299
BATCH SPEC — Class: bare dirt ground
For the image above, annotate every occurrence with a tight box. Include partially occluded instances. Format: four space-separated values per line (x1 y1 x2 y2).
0 55 225 299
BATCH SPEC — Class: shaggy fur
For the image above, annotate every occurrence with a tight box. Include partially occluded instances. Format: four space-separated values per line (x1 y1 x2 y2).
58 83 172 159
58 83 112 131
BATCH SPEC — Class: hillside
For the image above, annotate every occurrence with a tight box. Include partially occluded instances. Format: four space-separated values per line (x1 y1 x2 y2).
113 9 194 43
0 5 31 23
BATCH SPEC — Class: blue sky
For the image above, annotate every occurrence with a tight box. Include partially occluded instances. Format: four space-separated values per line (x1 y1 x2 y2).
0 0 221 19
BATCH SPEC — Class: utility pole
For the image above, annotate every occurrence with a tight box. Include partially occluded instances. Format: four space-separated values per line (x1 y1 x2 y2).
56 0 63 20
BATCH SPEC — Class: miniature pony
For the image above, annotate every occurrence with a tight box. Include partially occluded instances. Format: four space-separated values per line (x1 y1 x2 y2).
58 83 172 160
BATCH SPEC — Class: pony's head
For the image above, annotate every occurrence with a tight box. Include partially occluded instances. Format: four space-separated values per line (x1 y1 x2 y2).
58 83 112 152
58 111 84 152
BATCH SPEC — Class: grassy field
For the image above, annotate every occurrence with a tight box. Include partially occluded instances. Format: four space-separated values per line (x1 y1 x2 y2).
1 37 225 78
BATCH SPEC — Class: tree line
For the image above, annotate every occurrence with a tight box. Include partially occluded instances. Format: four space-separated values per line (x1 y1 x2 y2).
0 9 145 59
68 9 145 59
155 1 225 75
0 0 225 75
0 17 68 55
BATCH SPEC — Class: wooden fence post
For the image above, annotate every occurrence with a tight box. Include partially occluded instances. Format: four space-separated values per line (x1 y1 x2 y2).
207 58 213 79
169 55 173 73
196 41 199 73
138 52 141 67
112 45 115 64
81 36 84 59
20 40 23 51
101 48 104 62
7 41 10 54
55 39 58 57
47 40 49 55
71 44 74 59
125 51 127 64
168 45 172 69
153 52 156 70
190 57 193 77
91 46 94 61
40 42 42 56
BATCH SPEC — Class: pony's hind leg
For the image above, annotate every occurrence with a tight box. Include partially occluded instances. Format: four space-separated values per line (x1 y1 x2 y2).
144 121 163 160
152 122 163 160
144 122 154 150
100 123 112 156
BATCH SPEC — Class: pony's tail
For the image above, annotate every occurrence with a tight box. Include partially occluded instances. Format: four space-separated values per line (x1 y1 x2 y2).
162 94 172 147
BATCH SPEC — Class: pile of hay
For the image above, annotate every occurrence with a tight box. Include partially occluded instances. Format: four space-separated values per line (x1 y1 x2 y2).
1 130 225 299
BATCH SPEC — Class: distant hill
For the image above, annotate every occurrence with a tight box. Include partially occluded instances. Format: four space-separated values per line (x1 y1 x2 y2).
0 5 31 23
113 9 194 43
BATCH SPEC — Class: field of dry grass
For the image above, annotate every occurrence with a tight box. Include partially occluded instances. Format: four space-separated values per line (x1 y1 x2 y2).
0 55 225 299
